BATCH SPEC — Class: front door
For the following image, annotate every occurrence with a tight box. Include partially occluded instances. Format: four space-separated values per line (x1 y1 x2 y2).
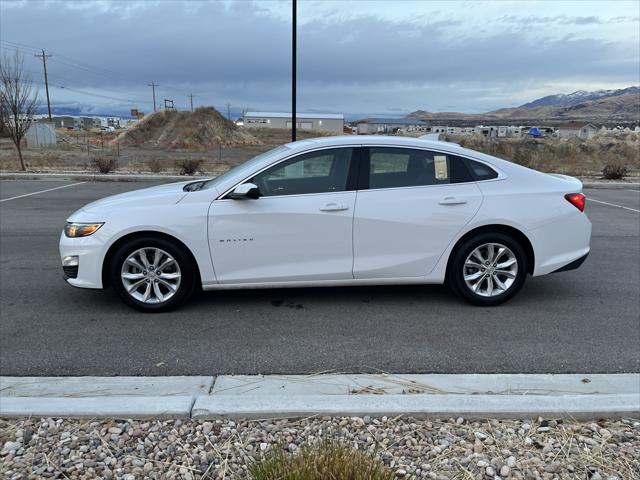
209 147 358 283
353 147 483 278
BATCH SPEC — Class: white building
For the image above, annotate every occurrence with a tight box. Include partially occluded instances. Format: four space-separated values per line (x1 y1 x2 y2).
25 122 57 148
556 123 598 140
244 112 344 133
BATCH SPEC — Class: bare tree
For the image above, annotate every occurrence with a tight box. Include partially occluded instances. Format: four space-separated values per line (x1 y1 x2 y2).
0 51 39 171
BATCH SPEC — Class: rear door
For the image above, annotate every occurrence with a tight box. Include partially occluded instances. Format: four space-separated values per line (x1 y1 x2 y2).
353 147 483 278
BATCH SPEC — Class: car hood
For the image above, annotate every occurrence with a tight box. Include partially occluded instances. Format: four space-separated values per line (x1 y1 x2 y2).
73 180 194 218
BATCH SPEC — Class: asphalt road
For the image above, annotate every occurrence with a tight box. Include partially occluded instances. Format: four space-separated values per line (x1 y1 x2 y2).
0 179 638 376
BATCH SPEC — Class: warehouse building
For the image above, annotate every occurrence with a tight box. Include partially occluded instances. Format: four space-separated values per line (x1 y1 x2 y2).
354 117 428 134
243 112 344 133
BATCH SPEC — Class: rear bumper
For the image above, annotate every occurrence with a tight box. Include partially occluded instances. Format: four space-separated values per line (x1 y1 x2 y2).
551 252 589 273
530 210 592 276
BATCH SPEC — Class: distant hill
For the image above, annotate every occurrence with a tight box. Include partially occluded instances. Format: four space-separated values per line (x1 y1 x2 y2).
36 104 132 118
409 86 640 124
517 87 639 109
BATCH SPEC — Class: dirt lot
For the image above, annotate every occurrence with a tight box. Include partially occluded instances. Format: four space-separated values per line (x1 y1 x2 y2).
1 127 638 178
0 127 334 175
445 131 640 177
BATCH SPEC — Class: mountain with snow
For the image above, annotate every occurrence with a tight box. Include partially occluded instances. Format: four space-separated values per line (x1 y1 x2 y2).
517 87 639 110
409 86 639 123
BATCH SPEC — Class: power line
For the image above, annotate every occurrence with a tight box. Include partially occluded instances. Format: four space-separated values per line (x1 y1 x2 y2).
29 79 149 105
2 40 207 99
188 93 194 112
149 82 159 112
23 68 150 102
34 49 53 120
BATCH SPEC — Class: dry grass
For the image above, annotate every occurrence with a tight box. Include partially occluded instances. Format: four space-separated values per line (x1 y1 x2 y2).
0 127 338 174
249 441 394 480
177 158 204 175
602 162 629 180
446 132 640 177
91 156 118 174
146 157 164 173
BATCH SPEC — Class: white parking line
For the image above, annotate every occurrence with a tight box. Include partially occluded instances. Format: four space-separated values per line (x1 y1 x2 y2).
587 198 640 213
0 182 86 203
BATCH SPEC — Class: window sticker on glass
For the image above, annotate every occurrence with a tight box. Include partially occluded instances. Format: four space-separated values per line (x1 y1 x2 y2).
434 155 448 180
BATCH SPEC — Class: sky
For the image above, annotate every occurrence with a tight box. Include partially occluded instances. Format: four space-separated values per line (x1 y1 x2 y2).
1 0 639 118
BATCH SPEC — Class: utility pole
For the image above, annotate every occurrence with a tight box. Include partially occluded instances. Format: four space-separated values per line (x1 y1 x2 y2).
148 82 159 112
226 103 231 120
35 49 52 120
188 93 194 112
292 0 297 142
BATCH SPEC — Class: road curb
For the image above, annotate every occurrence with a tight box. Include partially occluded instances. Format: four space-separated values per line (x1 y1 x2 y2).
191 393 640 420
1 172 638 188
583 182 640 189
1 374 638 420
0 396 196 419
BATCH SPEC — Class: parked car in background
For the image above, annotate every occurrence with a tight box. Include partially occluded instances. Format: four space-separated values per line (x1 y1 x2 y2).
60 136 591 312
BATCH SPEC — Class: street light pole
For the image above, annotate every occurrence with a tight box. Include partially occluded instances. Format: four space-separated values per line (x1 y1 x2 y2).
292 0 297 142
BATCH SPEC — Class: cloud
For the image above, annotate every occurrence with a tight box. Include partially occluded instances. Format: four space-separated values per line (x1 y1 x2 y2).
1 0 638 114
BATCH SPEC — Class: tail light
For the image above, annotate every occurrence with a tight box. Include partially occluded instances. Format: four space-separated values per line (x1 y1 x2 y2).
565 193 586 212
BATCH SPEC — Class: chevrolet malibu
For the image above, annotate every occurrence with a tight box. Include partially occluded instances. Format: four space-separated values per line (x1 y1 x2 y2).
60 136 591 312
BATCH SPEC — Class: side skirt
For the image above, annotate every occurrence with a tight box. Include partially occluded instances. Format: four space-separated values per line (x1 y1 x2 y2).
202 276 440 291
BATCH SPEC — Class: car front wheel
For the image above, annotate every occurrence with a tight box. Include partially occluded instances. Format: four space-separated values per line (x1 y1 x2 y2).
448 232 528 306
110 236 197 312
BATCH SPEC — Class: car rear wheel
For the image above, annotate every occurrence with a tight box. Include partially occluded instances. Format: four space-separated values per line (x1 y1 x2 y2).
448 232 528 306
110 236 197 312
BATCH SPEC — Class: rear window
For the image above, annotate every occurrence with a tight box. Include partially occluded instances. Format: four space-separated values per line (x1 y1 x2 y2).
466 159 499 181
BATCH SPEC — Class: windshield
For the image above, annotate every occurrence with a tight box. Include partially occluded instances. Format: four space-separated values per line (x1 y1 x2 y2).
202 145 290 190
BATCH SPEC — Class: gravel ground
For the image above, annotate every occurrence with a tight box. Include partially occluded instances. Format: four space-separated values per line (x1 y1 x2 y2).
1 416 639 479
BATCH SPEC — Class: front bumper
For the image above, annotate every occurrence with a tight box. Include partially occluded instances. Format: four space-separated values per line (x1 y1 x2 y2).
59 231 105 289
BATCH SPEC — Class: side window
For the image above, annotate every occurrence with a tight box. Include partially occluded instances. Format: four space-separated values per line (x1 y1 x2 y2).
466 159 499 181
252 148 353 197
368 148 473 189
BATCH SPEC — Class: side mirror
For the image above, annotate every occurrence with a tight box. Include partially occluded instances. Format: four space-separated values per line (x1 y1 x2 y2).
229 182 260 199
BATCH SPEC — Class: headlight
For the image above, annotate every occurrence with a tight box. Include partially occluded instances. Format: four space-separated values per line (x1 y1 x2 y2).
64 222 104 238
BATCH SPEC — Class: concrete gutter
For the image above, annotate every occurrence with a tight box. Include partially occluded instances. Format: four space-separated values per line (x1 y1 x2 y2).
0 376 213 419
1 172 638 188
1 374 638 420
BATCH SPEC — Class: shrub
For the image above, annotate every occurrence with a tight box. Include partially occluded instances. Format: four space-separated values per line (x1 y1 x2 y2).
249 441 394 480
91 156 117 174
147 158 164 173
602 163 628 180
177 158 203 175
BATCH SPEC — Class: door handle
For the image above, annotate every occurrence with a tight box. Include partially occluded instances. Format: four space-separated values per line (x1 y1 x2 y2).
319 203 349 212
439 196 467 205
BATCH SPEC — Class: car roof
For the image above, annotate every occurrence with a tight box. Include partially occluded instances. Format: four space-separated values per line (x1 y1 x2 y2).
285 135 467 154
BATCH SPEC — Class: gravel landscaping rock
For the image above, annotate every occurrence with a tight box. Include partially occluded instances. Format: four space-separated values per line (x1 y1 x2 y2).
1 416 638 479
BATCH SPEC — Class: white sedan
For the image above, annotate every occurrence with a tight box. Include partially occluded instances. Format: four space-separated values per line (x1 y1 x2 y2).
60 136 591 312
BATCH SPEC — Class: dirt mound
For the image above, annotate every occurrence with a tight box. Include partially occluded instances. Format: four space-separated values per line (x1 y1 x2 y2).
116 107 261 149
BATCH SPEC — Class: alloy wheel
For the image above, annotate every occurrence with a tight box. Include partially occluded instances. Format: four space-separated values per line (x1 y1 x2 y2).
120 247 182 304
463 242 518 297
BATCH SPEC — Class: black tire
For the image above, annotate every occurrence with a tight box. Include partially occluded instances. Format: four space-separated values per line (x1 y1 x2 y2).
109 236 198 312
447 231 528 306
